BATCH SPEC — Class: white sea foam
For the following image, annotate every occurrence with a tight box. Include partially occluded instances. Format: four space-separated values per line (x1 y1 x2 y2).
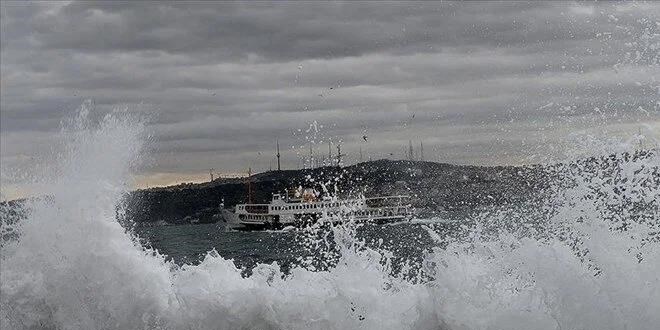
1 107 659 330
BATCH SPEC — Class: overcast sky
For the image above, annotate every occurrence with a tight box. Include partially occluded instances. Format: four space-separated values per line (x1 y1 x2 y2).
1 1 659 194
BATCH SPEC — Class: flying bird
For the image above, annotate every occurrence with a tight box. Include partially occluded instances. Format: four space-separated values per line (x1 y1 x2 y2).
362 135 368 142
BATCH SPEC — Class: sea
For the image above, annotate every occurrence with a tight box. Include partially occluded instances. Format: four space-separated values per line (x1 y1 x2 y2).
1 110 658 330
134 219 462 276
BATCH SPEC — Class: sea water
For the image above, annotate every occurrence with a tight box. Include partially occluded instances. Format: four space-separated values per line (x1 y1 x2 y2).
1 108 658 330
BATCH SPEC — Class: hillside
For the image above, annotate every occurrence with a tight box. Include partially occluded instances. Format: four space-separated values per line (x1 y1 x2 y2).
122 159 549 225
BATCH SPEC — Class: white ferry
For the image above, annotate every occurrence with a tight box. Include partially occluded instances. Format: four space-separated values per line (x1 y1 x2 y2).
222 188 413 230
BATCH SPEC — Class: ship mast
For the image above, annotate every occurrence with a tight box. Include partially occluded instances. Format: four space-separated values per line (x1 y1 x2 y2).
246 167 253 203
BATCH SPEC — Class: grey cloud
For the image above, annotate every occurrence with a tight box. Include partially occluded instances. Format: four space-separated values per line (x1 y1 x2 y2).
20 2 652 60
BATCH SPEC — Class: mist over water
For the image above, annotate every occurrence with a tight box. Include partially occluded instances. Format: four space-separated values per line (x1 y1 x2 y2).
0 103 658 330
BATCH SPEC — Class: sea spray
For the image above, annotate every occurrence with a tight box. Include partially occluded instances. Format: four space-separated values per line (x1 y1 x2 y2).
419 148 659 329
0 107 175 329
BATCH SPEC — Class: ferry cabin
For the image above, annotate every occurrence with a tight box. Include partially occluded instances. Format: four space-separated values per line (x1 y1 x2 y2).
234 193 411 228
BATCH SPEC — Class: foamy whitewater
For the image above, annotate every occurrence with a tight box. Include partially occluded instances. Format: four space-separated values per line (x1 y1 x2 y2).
1 108 659 330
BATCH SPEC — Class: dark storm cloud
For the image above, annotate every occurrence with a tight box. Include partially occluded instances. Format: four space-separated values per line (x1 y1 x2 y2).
12 2 649 61
1 1 659 192
24 2 652 61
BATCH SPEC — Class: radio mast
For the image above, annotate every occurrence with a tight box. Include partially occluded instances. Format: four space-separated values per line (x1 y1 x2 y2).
276 138 281 171
420 141 424 161
309 143 314 168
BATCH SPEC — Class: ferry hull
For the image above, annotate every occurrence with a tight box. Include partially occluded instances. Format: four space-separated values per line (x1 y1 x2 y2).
229 213 412 231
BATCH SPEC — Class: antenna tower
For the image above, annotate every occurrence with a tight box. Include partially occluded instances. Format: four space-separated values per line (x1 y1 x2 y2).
336 144 343 166
276 138 281 171
309 143 314 169
420 141 424 161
